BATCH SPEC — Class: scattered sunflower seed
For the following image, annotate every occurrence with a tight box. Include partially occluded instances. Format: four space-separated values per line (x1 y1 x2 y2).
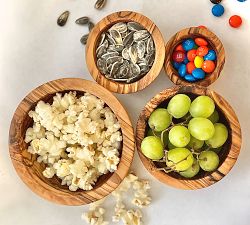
80 34 89 45
95 0 107 10
75 16 89 25
57 11 70 27
88 21 95 31
96 22 155 83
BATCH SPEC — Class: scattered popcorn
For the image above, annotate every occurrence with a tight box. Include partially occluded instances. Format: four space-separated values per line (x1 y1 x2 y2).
25 92 122 191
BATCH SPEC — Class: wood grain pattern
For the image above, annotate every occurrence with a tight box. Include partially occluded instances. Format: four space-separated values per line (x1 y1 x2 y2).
86 11 165 94
9 78 135 205
136 85 241 190
164 27 225 87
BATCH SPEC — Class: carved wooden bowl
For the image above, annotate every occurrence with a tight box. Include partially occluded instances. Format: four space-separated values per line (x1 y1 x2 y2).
86 11 165 94
9 78 135 205
136 85 241 190
164 27 225 87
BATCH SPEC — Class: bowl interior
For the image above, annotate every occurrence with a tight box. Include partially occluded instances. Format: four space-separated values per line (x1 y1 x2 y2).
170 34 218 84
144 92 231 181
20 90 123 193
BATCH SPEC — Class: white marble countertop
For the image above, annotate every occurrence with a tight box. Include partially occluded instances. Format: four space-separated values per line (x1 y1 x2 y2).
1 0 250 225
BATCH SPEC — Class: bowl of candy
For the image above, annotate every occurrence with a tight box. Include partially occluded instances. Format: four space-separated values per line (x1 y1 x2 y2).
136 85 241 190
86 11 165 94
9 78 135 205
164 27 225 86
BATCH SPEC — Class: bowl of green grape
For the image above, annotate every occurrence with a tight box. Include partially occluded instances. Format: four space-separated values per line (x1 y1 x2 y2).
136 85 242 190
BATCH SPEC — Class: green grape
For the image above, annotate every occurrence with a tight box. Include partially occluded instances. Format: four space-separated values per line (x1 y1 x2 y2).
148 108 172 132
179 159 200 178
147 129 168 146
166 148 194 171
169 125 190 147
207 110 219 123
141 136 164 160
205 123 228 148
167 94 191 119
189 96 215 118
187 136 204 150
198 151 219 172
188 118 215 141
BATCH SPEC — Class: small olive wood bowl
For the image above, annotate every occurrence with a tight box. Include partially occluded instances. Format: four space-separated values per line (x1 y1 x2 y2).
9 78 135 205
136 85 241 190
86 11 165 94
164 27 225 87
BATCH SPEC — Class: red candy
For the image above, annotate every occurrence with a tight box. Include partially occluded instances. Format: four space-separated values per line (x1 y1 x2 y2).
197 46 209 57
175 44 185 52
187 62 196 74
187 49 197 61
202 60 215 73
172 51 185 63
195 38 208 46
229 15 242 28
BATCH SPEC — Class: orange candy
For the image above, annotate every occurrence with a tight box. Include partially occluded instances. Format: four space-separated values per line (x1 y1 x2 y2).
195 38 208 46
187 49 197 61
202 60 215 73
197 46 209 57
175 44 185 52
187 62 196 74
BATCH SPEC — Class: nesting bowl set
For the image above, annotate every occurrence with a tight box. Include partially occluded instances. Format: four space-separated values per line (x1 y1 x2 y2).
9 11 242 205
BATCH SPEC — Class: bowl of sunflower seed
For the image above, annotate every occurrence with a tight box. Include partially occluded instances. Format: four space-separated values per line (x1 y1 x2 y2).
86 11 165 94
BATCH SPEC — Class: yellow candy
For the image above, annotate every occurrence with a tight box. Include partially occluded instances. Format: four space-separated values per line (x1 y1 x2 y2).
194 56 204 68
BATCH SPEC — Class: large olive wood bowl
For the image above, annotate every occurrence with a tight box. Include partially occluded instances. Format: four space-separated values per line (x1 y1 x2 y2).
136 85 241 190
86 11 165 94
164 27 225 87
9 78 135 205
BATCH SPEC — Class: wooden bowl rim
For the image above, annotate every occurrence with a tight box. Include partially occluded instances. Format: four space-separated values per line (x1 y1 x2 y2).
164 27 226 87
9 78 135 205
136 85 242 190
86 10 165 94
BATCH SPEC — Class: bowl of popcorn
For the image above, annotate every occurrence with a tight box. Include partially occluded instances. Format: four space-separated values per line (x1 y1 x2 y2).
9 78 135 205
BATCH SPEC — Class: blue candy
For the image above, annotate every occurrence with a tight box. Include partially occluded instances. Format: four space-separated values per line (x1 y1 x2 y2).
212 4 224 17
204 50 217 61
182 39 195 51
183 57 189 65
192 68 205 79
237 0 247 2
184 74 196 82
178 64 187 77
173 61 181 70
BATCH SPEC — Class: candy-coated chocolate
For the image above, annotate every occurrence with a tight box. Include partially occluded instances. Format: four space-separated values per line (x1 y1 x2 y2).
204 50 217 61
173 61 181 70
229 15 242 28
172 51 185 63
192 68 205 79
175 44 185 52
237 0 247 2
178 64 187 77
195 38 208 46
202 60 216 73
182 38 195 51
212 4 224 17
210 0 222 4
194 56 204 68
183 57 189 64
187 49 197 61
184 74 196 82
187 62 196 74
196 46 209 57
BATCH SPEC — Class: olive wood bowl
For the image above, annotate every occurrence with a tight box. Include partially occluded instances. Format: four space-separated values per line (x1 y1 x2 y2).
136 85 241 190
9 78 135 205
86 11 165 94
164 27 225 87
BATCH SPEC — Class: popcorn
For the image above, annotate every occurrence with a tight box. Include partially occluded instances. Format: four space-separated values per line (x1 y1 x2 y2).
25 92 122 191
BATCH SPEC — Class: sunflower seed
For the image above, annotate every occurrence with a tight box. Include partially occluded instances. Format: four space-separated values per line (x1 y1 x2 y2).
57 11 70 27
80 34 89 45
75 16 89 25
95 21 155 83
88 21 95 31
95 0 107 10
